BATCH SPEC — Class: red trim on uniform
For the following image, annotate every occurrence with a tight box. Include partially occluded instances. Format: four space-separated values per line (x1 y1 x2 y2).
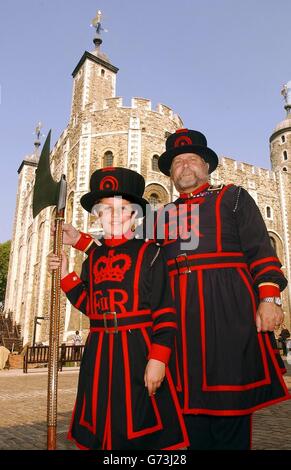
170 275 175 300
79 396 92 432
169 262 248 277
148 343 172 364
197 270 207 392
89 248 95 316
167 251 244 266
79 333 103 434
89 309 151 320
258 284 281 299
249 257 280 272
237 268 271 383
102 334 114 449
133 241 153 311
122 330 163 439
104 230 135 247
162 368 189 449
92 333 103 434
265 334 290 395
75 291 87 310
152 322 177 332
107 334 114 449
197 268 271 392
179 274 189 409
60 271 82 293
182 394 291 415
215 184 233 252
174 337 183 392
151 307 176 320
90 322 153 333
179 182 210 199
67 401 77 442
253 266 284 283
73 232 93 251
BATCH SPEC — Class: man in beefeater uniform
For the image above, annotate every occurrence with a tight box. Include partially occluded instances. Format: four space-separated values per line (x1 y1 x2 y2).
154 128 290 449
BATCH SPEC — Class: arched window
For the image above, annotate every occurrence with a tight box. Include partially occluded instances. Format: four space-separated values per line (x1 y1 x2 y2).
266 206 272 219
101 69 105 77
103 151 114 167
152 155 159 172
283 150 288 161
282 167 288 172
149 193 160 209
281 135 286 143
269 236 277 254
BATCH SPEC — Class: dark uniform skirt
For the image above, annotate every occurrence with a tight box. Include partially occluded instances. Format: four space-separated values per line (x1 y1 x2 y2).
68 327 188 450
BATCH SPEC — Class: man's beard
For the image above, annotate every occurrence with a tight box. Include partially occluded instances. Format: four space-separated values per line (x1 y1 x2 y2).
177 171 201 190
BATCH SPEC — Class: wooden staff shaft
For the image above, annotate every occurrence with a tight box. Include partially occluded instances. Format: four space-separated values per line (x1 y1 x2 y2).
47 209 64 450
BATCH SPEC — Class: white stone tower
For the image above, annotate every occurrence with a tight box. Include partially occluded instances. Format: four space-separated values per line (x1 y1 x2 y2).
269 81 291 327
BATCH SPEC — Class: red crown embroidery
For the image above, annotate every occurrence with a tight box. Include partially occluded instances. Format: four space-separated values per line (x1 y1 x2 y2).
93 249 132 283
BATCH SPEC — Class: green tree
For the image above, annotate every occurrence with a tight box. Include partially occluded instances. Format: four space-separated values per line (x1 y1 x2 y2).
0 241 11 304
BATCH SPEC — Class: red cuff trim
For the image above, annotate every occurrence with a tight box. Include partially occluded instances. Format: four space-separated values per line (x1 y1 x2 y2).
148 343 172 365
60 272 82 293
259 285 280 299
73 232 93 252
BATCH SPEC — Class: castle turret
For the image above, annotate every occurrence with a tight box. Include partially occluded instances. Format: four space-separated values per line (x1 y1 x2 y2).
70 11 118 119
269 82 291 326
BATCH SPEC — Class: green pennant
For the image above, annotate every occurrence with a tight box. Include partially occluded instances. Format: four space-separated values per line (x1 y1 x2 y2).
32 130 62 218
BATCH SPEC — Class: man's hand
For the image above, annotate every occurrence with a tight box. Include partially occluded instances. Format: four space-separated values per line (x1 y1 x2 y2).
256 302 284 332
144 358 165 396
51 223 81 246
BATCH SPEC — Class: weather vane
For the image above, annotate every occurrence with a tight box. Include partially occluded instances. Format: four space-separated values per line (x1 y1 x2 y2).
34 122 43 141
281 81 291 113
91 10 108 38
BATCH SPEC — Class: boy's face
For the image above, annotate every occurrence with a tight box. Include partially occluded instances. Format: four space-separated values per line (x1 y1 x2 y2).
92 197 135 237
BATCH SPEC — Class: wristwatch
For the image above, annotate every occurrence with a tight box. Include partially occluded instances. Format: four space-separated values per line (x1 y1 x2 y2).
261 297 282 307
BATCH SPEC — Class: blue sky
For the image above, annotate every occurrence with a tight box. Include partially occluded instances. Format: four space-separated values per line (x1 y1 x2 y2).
0 0 290 242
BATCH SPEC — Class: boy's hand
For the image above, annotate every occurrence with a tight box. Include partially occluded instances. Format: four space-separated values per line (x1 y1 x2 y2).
51 223 81 246
144 358 165 396
47 251 68 279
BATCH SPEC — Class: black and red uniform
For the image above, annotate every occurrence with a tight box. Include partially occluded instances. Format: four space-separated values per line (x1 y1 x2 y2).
73 182 290 449
61 235 189 450
155 182 289 416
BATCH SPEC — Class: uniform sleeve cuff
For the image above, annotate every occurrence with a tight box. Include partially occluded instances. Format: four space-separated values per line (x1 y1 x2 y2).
259 283 280 299
73 232 94 252
60 272 82 293
148 343 172 365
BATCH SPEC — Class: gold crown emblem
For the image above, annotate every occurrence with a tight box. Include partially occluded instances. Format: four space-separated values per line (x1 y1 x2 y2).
93 249 132 283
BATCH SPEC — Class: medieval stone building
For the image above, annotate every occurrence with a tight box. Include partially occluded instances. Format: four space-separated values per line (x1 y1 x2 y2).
4 30 291 345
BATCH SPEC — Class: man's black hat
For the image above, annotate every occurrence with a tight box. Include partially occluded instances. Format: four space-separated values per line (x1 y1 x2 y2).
158 128 219 176
80 167 148 214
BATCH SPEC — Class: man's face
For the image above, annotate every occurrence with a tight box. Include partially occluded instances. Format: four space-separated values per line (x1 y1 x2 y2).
170 153 209 192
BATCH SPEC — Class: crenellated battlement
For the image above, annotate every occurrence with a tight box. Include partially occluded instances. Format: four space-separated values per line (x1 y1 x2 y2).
103 97 123 109
219 155 275 179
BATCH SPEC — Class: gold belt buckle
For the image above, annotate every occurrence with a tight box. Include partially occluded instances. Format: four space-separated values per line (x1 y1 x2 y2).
103 311 118 334
175 253 191 275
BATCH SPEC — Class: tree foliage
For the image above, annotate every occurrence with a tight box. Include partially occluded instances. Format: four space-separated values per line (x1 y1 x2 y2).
0 241 11 304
